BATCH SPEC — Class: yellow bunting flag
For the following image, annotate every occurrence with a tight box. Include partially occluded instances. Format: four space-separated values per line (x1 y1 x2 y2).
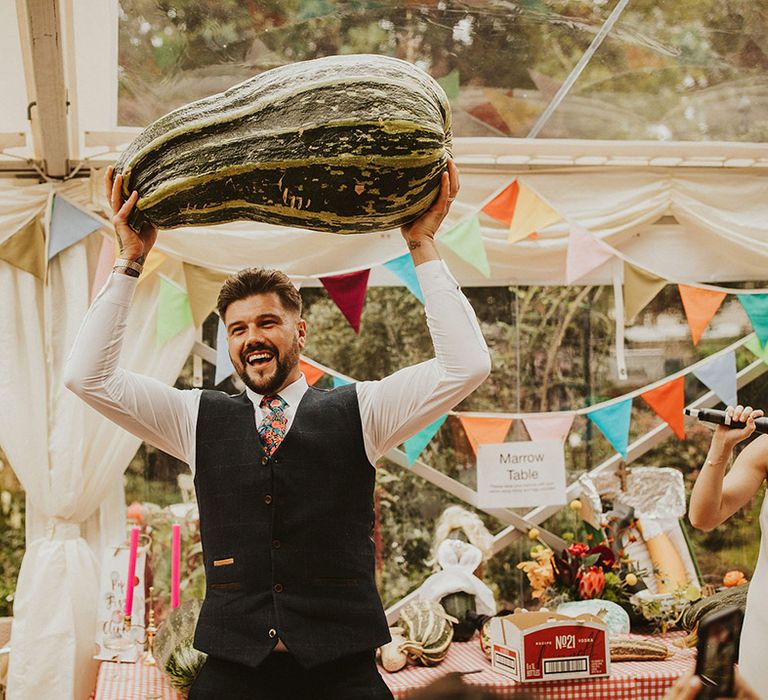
623 263 666 323
482 88 540 136
458 416 513 454
183 263 231 327
508 182 561 243
0 214 46 280
299 359 325 386
137 249 167 285
678 284 726 346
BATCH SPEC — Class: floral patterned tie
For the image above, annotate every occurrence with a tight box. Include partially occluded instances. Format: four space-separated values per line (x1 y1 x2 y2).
258 395 287 457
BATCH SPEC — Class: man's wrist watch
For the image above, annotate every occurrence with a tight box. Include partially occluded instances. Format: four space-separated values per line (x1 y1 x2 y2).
113 257 144 278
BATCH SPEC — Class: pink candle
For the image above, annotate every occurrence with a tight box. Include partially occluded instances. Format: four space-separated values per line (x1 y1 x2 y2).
124 526 140 618
171 523 181 609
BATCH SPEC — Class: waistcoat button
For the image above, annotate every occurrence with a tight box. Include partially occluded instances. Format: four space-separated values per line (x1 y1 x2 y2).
268 628 277 638
273 583 283 593
264 494 273 505
261 456 269 466
272 539 281 549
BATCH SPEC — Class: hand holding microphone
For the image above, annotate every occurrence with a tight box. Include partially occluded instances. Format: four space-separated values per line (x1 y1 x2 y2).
685 405 767 448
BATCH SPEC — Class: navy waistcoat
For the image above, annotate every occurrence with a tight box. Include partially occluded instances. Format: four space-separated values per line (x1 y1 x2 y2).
192 383 390 668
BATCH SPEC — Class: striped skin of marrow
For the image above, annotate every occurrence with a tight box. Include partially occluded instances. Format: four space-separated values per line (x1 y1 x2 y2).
398 599 455 666
115 54 452 235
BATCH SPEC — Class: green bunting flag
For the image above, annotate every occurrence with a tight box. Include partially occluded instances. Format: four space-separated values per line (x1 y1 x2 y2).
438 213 491 277
738 294 768 348
156 277 194 345
404 415 448 466
745 335 768 364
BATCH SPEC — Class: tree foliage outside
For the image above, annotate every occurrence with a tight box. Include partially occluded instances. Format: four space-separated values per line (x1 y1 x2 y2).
117 0 768 141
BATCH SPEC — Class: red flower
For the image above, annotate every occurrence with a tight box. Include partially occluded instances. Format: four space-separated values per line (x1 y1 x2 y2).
578 567 606 600
565 542 589 558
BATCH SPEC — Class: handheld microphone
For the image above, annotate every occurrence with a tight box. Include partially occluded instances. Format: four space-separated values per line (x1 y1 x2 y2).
684 407 768 434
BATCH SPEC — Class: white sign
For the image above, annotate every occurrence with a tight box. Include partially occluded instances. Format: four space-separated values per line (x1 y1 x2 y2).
477 440 567 508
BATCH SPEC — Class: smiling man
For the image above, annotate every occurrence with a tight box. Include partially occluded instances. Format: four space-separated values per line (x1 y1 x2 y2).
64 161 490 700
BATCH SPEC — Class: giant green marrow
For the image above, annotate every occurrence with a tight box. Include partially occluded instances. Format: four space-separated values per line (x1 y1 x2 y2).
115 54 452 234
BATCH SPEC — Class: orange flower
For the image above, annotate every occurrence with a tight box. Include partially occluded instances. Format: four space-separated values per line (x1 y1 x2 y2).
126 501 146 526
723 570 748 587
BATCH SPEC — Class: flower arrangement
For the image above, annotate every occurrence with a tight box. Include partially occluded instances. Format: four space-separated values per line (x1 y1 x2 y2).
517 540 641 611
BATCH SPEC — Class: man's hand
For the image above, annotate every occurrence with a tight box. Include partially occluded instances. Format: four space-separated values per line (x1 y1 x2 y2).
400 159 459 256
663 669 759 700
106 165 158 263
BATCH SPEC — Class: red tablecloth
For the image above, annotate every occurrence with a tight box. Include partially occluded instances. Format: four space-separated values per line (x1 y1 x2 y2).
384 633 695 699
94 634 695 700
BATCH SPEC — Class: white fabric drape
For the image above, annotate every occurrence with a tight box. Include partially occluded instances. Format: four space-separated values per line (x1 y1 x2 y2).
95 167 768 286
0 182 194 699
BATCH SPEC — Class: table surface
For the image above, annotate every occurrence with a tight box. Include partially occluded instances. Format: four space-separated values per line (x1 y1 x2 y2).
94 633 695 700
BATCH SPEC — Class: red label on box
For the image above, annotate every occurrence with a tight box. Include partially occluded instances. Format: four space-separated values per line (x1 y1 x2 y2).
522 624 607 681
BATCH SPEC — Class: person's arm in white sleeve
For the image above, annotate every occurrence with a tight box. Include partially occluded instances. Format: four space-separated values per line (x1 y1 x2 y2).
63 166 199 469
357 161 491 464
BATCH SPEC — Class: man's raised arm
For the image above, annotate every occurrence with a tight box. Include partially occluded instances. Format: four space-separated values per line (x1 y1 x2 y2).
63 167 198 467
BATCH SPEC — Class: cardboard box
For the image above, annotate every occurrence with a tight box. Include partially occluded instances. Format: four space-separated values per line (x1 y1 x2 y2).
489 611 610 683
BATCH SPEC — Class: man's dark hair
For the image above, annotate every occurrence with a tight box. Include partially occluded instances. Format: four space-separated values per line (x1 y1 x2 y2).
216 267 302 319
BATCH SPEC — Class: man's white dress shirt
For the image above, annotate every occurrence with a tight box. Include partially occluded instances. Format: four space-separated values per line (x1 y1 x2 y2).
64 260 491 472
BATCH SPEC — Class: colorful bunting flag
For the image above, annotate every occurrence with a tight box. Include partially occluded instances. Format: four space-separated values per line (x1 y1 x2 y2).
745 336 768 364
404 415 447 466
678 285 726 346
586 399 632 458
48 195 103 260
90 235 116 301
508 182 561 243
437 69 460 100
624 263 666 323
482 181 519 226
137 250 167 285
320 269 370 333
332 376 351 388
565 225 612 284
0 214 46 279
640 377 685 439
458 416 512 454
382 253 424 303
522 413 576 442
214 317 235 385
738 294 768 348
438 213 490 277
300 359 325 386
692 351 737 408
183 263 230 327
156 277 194 345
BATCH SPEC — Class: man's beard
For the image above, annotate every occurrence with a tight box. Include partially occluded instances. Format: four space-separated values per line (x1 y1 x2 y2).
236 338 300 396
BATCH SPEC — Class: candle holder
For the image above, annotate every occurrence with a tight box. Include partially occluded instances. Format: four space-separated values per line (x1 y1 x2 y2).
103 610 142 653
143 587 158 666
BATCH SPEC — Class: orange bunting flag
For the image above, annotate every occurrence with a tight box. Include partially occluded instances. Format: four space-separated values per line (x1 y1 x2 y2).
678 284 726 346
320 269 370 334
299 359 325 386
640 376 686 439
458 416 513 454
481 181 519 226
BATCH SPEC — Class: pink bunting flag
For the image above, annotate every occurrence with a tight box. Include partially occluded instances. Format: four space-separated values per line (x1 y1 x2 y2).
522 413 576 442
90 236 116 301
566 225 613 284
320 269 370 333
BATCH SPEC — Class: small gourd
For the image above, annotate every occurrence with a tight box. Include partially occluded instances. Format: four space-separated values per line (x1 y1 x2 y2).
379 627 408 673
